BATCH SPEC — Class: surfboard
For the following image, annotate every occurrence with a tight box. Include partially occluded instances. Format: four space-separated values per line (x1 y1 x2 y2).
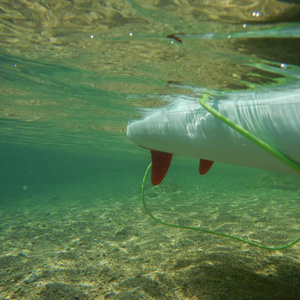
127 85 300 185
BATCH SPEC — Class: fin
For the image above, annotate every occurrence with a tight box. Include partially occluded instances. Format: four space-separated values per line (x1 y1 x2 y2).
166 33 184 43
199 159 214 175
150 150 173 185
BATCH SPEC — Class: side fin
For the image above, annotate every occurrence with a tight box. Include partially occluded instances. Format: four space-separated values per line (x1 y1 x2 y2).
150 150 173 185
199 159 214 175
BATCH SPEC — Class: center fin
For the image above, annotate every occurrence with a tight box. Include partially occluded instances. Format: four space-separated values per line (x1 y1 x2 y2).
150 150 173 185
199 159 214 175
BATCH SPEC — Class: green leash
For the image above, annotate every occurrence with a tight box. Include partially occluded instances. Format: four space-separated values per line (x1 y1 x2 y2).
142 163 299 250
141 95 300 250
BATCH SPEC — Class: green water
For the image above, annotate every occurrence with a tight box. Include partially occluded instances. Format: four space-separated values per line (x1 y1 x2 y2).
0 1 299 299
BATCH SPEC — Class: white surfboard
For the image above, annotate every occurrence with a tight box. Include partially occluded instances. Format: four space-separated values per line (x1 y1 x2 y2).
127 85 300 185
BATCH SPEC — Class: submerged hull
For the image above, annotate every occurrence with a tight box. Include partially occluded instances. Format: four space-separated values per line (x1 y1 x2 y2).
127 87 300 184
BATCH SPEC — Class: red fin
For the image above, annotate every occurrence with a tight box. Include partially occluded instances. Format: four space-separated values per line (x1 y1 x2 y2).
199 159 214 175
150 150 173 185
166 33 184 43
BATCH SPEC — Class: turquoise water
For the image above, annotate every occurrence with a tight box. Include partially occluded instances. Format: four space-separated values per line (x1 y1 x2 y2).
0 1 299 299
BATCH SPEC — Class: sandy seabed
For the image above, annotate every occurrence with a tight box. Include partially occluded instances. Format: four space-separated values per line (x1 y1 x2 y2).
0 177 299 300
